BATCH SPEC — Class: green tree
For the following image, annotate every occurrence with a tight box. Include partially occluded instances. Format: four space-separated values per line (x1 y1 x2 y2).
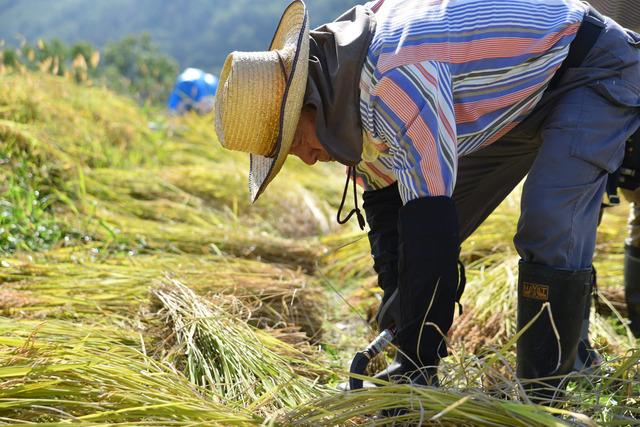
70 41 93 62
102 34 178 104
35 38 69 75
0 0 360 72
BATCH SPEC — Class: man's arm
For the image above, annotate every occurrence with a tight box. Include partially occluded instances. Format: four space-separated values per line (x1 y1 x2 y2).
366 62 462 368
371 62 458 201
362 182 402 332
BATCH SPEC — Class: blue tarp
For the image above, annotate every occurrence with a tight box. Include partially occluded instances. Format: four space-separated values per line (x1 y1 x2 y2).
167 68 218 114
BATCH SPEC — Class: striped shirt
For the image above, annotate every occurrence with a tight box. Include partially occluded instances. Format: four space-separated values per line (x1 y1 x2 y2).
355 0 588 203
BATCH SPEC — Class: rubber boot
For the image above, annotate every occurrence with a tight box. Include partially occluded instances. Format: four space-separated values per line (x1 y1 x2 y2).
573 269 603 371
516 261 591 404
625 245 640 338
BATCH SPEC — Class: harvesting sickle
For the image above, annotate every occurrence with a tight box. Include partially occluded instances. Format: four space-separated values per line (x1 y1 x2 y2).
215 0 640 411
348 327 396 390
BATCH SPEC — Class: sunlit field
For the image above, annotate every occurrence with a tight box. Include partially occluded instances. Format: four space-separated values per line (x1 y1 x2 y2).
0 72 638 426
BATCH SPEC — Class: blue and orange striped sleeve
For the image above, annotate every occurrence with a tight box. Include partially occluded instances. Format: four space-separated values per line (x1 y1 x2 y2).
370 61 457 203
356 158 396 191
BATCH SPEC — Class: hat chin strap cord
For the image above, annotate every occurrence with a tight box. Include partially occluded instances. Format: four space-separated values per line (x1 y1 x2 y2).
337 166 366 230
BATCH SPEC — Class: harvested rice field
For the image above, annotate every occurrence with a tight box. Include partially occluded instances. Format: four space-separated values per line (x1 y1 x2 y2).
0 72 638 426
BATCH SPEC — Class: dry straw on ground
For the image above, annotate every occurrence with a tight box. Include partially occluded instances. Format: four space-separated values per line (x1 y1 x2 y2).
0 318 259 425
0 70 638 426
0 252 325 341
150 278 329 414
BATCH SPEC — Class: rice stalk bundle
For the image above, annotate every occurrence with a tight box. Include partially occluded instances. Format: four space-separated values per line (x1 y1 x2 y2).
150 278 328 414
56 163 334 269
0 252 325 341
84 165 336 241
159 165 338 239
289 344 638 425
55 193 323 270
284 383 593 426
0 317 258 425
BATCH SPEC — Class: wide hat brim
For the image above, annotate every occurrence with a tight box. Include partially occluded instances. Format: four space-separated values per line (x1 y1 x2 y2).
248 1 309 202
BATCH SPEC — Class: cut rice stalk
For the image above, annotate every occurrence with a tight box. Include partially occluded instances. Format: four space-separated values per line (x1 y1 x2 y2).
0 317 258 425
285 383 593 426
150 278 329 414
0 252 325 341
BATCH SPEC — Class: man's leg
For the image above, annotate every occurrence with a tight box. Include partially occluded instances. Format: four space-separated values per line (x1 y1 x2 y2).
513 20 640 399
352 120 541 391
454 126 541 241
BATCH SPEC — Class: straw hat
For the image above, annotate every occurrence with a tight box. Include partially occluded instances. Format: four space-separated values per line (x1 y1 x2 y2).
214 0 309 202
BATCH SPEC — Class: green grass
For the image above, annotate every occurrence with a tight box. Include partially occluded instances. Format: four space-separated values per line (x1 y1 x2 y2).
0 69 638 426
0 177 61 252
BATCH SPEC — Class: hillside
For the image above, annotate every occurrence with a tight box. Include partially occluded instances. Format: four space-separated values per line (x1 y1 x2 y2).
0 71 638 425
0 0 360 72
1 0 638 76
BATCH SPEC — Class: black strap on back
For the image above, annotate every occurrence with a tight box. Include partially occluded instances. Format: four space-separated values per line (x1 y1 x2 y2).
549 6 605 89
